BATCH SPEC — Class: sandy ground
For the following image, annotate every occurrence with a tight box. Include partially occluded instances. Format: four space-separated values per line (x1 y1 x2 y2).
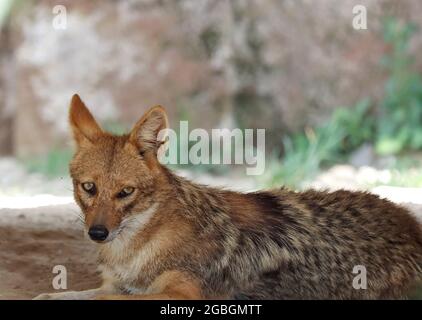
0 226 101 299
0 204 101 300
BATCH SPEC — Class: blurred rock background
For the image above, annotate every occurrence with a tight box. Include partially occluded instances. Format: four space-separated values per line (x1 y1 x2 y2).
1 0 422 191
0 0 420 156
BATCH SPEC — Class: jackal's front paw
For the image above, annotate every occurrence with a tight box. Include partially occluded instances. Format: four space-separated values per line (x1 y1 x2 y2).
33 291 85 300
95 294 126 300
33 293 57 300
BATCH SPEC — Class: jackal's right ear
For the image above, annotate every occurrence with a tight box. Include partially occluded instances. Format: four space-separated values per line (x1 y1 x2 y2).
69 94 103 147
129 105 168 156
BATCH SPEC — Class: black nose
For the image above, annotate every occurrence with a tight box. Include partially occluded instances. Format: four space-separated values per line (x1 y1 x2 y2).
88 225 109 241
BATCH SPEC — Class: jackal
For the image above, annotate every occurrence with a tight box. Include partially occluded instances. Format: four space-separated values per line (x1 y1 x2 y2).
34 94 422 300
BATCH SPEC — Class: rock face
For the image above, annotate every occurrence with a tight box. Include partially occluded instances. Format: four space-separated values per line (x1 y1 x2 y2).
1 0 422 156
0 26 14 156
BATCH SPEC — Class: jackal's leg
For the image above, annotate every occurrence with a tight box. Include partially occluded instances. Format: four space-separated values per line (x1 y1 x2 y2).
96 271 203 300
35 286 113 300
33 288 106 300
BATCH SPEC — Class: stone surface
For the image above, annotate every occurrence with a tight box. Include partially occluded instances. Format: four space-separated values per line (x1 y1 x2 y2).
1 0 422 156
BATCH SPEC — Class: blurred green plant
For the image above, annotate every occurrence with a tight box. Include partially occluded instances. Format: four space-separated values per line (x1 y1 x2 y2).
0 0 14 27
23 148 73 178
376 18 422 155
103 121 129 135
262 100 373 188
263 18 422 189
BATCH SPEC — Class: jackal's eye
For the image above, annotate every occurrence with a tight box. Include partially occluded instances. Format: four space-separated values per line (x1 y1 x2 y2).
81 182 96 195
117 187 135 199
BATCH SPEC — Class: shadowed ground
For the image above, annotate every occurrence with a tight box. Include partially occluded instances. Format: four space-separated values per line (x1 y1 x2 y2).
0 208 101 299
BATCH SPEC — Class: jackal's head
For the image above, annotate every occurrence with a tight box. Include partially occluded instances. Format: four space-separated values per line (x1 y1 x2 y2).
68 94 168 243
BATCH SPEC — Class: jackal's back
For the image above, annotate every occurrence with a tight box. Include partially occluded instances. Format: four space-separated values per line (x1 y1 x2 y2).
184 186 422 299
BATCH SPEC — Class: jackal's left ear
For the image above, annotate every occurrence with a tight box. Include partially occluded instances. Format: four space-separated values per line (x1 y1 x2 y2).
129 105 168 156
69 94 103 147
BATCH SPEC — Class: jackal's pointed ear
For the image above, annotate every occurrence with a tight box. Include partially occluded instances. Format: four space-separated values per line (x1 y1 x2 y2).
69 94 103 147
129 105 168 156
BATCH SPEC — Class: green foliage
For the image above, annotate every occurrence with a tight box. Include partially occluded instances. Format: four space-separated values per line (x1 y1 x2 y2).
264 18 422 189
24 148 73 178
376 18 422 155
0 0 15 27
334 100 375 153
102 121 129 135
262 100 373 188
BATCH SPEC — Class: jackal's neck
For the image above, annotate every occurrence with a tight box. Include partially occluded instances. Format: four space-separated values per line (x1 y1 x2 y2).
160 165 228 214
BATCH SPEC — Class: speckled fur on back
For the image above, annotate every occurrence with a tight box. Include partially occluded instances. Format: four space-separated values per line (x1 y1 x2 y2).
44 94 422 300
165 180 422 299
